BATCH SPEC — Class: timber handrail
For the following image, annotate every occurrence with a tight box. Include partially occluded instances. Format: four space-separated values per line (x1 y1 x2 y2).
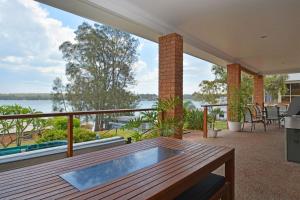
0 108 156 157
0 108 155 120
201 104 227 138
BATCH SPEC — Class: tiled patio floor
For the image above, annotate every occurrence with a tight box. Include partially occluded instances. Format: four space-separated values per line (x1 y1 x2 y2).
183 124 300 200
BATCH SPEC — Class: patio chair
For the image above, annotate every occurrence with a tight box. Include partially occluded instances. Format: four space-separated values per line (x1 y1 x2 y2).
242 107 266 132
175 173 228 200
264 106 281 128
253 103 264 120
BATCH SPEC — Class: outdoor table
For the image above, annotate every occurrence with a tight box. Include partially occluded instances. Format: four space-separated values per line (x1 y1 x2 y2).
0 137 235 200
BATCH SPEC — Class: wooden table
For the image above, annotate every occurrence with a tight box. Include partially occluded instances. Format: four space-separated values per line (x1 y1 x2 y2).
0 137 235 200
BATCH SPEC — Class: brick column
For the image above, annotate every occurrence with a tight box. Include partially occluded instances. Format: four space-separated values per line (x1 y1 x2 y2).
253 74 264 107
227 64 241 121
159 33 183 139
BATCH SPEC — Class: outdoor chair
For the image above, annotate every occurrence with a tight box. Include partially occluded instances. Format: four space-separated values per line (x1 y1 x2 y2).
242 107 266 132
175 173 229 200
253 103 264 120
264 106 281 128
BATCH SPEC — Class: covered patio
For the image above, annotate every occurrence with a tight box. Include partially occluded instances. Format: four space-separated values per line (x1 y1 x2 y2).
184 124 300 200
1 0 300 199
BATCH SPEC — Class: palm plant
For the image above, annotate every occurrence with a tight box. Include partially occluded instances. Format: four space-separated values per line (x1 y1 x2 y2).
123 97 181 141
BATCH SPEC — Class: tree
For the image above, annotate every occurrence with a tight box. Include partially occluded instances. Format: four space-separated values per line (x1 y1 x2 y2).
264 74 288 102
52 77 68 112
0 105 46 148
53 22 139 130
194 65 254 104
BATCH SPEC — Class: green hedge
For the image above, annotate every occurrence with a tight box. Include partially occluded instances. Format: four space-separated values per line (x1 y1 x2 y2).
37 128 96 143
48 117 80 130
184 109 204 130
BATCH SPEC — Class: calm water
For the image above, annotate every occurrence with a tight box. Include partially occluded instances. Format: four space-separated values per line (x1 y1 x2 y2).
0 99 204 113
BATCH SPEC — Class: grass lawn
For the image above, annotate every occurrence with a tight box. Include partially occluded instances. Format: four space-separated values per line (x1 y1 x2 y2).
99 129 135 139
0 139 37 149
214 120 228 130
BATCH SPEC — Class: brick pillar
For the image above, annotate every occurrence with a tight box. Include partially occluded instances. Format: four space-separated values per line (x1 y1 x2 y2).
159 33 183 139
253 74 264 107
227 64 241 121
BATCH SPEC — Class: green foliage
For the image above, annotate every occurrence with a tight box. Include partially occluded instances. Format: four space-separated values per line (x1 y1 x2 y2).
53 22 139 130
240 73 254 104
208 108 224 130
48 117 80 130
130 131 143 142
124 97 182 138
37 128 96 143
184 109 204 130
183 100 196 111
36 129 66 143
0 105 46 148
228 87 245 122
194 80 223 104
196 65 288 105
73 128 96 143
99 129 134 139
183 100 203 130
265 74 288 102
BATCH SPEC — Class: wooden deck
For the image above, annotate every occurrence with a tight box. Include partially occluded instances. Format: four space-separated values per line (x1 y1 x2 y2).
0 137 234 200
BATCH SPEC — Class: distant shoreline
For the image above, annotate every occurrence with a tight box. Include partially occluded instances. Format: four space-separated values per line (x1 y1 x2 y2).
0 93 196 101
0 93 51 100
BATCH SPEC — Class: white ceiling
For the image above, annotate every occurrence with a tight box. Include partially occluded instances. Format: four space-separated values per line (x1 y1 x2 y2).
38 0 300 75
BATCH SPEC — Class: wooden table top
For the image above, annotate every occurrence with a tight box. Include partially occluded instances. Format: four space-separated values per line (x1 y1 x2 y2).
0 137 234 200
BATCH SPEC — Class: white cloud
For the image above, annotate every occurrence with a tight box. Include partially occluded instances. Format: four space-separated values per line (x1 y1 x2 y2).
0 0 74 79
130 58 158 94
133 59 147 72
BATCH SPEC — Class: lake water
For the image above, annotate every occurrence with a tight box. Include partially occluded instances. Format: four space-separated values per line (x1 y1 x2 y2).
0 99 204 113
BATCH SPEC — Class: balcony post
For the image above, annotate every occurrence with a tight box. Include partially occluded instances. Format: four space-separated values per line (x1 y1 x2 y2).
67 114 74 157
203 106 208 138
253 74 264 107
227 64 241 122
159 33 183 139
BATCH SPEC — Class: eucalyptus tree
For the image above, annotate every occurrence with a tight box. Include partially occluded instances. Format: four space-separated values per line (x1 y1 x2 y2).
53 23 139 130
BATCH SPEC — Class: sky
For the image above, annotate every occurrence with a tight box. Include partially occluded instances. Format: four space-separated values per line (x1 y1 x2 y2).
0 0 215 94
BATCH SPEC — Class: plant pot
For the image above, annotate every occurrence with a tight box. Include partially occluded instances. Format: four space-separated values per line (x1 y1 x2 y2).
228 121 242 132
208 129 221 138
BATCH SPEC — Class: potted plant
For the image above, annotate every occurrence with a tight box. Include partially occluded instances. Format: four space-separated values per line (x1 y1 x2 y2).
228 87 244 132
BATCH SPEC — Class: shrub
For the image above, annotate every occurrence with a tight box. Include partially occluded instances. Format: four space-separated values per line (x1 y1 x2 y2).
48 117 80 130
184 109 204 130
73 128 96 143
36 129 66 143
37 128 96 143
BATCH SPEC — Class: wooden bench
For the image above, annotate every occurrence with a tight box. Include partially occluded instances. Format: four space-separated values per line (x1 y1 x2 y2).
175 173 229 200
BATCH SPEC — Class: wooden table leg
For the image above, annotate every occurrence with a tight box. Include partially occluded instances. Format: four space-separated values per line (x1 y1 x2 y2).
225 151 235 200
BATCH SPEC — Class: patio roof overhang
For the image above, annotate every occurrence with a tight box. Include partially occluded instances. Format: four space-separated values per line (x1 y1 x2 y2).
38 0 300 75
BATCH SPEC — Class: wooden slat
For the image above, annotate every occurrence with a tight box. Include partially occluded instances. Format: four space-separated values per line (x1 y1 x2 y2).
59 144 215 199
0 137 234 200
130 149 233 200
2 141 200 200
0 138 197 196
100 148 228 200
0 139 162 183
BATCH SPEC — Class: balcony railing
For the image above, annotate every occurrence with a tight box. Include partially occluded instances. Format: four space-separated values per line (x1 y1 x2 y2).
201 104 227 138
0 108 155 157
